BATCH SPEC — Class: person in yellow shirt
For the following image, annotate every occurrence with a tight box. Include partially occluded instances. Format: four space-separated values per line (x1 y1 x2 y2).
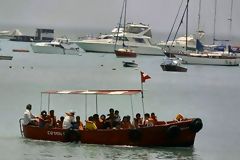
85 116 97 130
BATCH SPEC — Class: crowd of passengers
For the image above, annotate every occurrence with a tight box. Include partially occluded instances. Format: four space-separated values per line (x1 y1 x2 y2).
23 104 186 130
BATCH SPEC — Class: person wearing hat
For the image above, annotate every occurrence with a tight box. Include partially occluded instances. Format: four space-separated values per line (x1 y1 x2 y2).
23 104 37 125
62 110 76 129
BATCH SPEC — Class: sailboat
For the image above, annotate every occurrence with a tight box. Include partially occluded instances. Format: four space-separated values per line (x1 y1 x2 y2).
114 0 137 58
160 52 187 72
164 0 240 66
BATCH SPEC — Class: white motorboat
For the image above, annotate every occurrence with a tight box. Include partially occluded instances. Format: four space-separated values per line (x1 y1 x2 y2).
31 38 81 55
74 23 163 56
158 34 198 52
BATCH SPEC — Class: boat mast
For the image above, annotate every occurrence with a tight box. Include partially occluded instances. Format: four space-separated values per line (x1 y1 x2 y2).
185 0 189 51
213 0 217 44
228 0 233 43
114 0 125 50
123 0 127 47
197 0 202 34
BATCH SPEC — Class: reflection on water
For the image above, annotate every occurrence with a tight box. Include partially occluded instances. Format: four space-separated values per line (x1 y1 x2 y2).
19 138 198 160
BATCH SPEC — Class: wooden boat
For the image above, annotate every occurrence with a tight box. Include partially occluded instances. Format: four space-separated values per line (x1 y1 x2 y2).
0 55 13 60
123 61 138 67
115 48 137 58
19 89 203 147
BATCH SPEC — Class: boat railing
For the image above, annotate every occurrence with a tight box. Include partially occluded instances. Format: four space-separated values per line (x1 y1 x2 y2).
19 118 24 137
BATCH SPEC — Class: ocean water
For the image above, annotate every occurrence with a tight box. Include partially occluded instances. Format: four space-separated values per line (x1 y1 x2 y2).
1 39 240 160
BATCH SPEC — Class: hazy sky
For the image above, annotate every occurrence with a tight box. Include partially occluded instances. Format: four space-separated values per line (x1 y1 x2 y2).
0 0 239 37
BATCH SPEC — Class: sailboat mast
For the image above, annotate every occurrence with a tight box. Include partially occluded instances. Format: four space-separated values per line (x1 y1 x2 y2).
114 0 125 50
197 0 202 33
123 0 127 46
228 0 233 42
213 0 217 44
185 0 189 51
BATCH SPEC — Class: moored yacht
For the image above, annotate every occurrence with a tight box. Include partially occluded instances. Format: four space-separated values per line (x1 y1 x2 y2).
74 23 163 56
31 38 81 55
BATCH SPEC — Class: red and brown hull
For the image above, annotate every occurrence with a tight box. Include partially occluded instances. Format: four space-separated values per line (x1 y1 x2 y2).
22 118 202 147
115 50 137 58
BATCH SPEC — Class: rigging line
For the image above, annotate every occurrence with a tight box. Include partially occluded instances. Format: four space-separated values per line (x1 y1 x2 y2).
171 0 189 46
114 0 125 50
166 0 184 44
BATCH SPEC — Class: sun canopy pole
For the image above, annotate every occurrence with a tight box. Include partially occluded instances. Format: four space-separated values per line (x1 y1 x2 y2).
47 94 50 113
40 93 43 113
85 94 88 120
141 83 145 116
96 94 98 114
130 95 134 118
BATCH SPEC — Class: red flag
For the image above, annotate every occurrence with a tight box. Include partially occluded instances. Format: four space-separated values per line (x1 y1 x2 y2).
141 71 151 83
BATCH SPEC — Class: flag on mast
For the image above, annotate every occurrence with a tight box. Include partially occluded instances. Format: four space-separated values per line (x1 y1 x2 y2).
141 71 151 83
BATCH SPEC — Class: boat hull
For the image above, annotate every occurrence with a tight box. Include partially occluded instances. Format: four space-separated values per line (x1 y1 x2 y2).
31 45 80 55
0 55 13 60
175 53 240 66
22 118 201 147
115 49 137 58
161 64 187 72
75 40 164 56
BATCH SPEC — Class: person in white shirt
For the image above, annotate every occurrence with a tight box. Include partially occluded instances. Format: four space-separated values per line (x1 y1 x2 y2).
23 104 36 125
62 110 75 129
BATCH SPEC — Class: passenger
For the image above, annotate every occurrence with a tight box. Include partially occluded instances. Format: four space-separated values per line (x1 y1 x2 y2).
114 110 121 125
38 110 50 128
133 113 143 128
93 114 102 129
56 116 64 128
175 113 185 121
62 110 75 129
106 108 116 128
120 116 133 129
85 116 97 130
100 114 109 129
143 113 154 127
23 104 37 125
75 116 84 130
47 110 57 128
151 112 158 125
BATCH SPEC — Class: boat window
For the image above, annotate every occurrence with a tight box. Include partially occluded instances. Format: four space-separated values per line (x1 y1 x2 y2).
143 30 152 38
125 27 147 34
134 38 145 43
117 37 128 41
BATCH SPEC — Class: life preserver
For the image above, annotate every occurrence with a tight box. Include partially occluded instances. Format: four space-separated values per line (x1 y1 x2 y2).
189 118 203 133
128 129 142 142
167 125 181 138
64 129 81 143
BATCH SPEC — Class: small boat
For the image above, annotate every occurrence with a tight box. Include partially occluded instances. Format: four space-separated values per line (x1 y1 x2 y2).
19 89 203 147
161 58 187 72
12 49 30 52
123 61 138 67
31 38 81 55
115 48 137 58
0 55 13 60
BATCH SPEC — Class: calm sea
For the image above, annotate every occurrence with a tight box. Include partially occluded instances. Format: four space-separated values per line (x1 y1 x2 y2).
0 37 240 160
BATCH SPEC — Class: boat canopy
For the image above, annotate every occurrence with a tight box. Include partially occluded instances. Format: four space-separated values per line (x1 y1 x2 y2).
41 89 142 95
